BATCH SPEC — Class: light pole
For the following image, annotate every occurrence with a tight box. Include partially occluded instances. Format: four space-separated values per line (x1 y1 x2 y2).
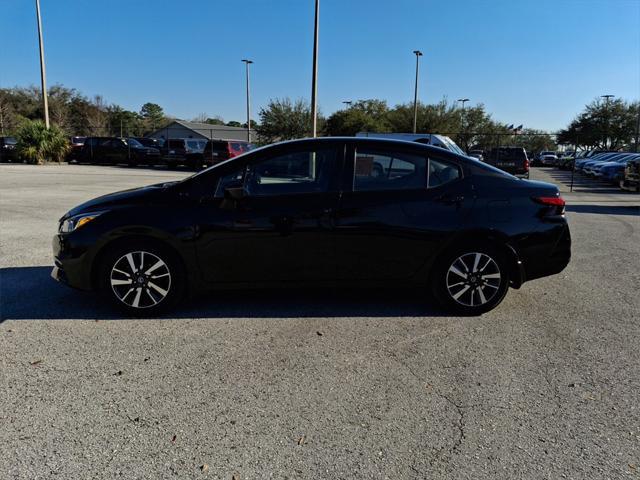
35 0 49 128
342 100 352 107
241 59 253 142
412 50 423 134
601 94 614 149
457 98 469 151
310 0 320 137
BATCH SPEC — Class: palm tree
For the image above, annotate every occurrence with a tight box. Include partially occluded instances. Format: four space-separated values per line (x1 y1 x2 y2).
16 119 69 164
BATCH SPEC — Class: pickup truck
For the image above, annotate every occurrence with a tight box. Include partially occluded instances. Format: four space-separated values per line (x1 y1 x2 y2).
483 147 530 178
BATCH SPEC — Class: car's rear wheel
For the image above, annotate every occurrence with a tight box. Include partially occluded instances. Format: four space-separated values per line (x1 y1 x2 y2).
431 244 510 315
99 242 185 315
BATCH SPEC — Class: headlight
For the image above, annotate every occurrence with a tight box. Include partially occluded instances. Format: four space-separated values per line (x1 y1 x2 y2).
59 211 105 233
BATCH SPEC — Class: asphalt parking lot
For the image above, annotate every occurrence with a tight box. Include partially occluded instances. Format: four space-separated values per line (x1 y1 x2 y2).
1 163 639 479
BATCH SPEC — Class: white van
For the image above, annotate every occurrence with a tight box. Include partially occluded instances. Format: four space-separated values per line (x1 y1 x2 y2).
356 132 466 156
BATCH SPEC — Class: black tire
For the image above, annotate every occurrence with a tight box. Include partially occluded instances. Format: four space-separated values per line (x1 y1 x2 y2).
431 243 510 315
167 161 177 170
98 240 186 316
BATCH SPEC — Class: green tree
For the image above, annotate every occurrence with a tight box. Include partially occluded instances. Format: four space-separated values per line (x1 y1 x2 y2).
257 98 321 142
16 119 69 164
325 99 390 136
226 120 242 127
204 117 225 126
107 106 143 137
387 99 460 134
140 102 165 132
557 98 639 151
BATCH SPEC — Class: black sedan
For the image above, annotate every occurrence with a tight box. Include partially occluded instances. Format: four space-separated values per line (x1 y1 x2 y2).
52 137 571 316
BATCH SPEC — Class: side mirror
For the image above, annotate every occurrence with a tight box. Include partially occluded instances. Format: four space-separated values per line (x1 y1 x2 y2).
224 186 248 201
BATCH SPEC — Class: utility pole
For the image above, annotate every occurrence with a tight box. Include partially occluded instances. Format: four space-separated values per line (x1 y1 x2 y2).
635 104 640 153
35 0 49 128
412 50 423 134
601 94 614 150
457 98 469 151
242 59 253 142
310 0 320 137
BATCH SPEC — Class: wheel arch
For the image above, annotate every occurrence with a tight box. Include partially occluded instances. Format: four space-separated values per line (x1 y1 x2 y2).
428 229 525 289
90 231 189 292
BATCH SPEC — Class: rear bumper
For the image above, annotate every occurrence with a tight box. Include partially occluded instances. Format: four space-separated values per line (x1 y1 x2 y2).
522 222 571 282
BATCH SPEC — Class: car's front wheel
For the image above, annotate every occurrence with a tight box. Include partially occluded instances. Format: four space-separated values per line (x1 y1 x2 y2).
431 244 510 315
99 242 185 315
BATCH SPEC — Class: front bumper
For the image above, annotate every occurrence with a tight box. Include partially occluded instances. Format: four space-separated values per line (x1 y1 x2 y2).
52 234 93 290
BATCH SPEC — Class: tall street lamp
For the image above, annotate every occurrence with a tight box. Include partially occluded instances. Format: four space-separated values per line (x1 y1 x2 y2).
457 98 469 109
342 100 352 107
412 50 423 134
35 0 49 128
241 59 253 142
310 0 320 137
601 94 614 149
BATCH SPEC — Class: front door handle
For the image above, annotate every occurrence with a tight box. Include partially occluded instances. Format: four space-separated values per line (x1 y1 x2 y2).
233 219 253 228
436 194 464 206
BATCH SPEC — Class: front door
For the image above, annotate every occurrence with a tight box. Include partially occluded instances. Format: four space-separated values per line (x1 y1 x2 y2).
195 144 344 284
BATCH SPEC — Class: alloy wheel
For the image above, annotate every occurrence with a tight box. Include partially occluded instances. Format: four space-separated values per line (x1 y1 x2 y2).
446 252 501 307
110 251 171 309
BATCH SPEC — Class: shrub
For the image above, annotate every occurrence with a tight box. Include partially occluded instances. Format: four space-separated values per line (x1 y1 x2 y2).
16 119 69 164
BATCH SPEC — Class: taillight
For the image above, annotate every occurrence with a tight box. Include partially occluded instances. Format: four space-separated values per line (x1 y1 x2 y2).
524 159 530 171
533 196 565 206
532 196 566 215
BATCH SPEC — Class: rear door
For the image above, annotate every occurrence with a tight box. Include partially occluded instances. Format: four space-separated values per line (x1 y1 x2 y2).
333 144 474 280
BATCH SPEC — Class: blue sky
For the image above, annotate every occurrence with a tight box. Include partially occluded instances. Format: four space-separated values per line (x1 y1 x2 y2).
1 0 639 131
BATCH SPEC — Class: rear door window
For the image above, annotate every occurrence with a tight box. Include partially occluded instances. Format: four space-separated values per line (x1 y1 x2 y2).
353 149 426 191
428 158 461 188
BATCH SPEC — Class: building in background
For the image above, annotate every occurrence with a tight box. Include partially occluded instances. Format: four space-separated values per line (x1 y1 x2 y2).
148 120 255 142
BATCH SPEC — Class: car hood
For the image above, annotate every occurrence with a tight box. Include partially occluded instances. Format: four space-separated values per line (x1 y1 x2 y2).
598 161 625 169
63 181 177 219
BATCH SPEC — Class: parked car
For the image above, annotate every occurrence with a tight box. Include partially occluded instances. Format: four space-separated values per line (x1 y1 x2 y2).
51 137 571 316
200 140 255 167
483 147 530 178
66 136 86 162
356 132 467 156
467 149 484 161
557 151 578 170
582 153 628 175
575 152 618 171
133 137 163 150
77 137 160 166
0 136 19 162
620 156 640 192
534 151 557 167
160 138 208 169
594 155 640 184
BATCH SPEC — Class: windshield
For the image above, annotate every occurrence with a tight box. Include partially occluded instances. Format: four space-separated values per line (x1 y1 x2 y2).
127 138 144 148
183 142 270 183
438 136 466 156
5 137 17 145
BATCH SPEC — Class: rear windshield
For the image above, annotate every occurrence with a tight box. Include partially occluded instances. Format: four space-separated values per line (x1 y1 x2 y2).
490 148 527 160
4 137 17 145
211 141 229 152
168 139 185 148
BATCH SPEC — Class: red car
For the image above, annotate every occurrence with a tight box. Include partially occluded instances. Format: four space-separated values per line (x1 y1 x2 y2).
202 140 255 167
